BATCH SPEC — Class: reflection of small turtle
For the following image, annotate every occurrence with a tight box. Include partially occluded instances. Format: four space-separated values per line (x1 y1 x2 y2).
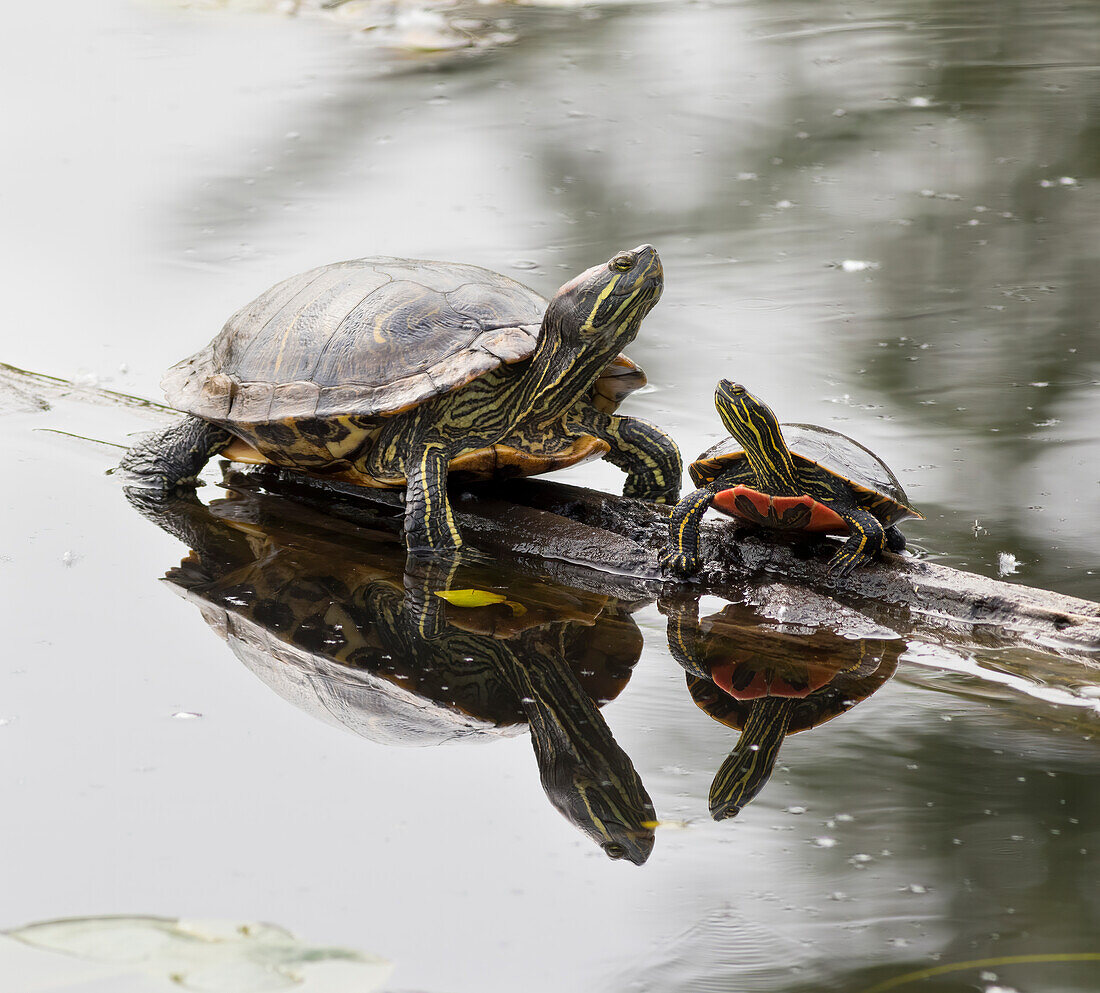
130 487 656 863
663 380 921 578
664 594 900 818
121 248 681 553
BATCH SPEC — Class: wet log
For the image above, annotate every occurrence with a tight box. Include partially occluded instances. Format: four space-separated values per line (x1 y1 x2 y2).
228 466 1100 661
4 361 1099 660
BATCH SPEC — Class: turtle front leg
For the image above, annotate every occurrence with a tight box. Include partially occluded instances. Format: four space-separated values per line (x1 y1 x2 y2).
118 415 233 490
659 593 710 678
585 408 682 504
402 552 461 640
828 505 888 579
402 443 462 555
660 481 723 577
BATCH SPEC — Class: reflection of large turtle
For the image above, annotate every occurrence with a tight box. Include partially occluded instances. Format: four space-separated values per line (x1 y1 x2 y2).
120 248 681 553
129 486 657 863
663 592 901 818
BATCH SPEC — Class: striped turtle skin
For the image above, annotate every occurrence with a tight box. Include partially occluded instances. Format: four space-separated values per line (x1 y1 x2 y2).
120 249 682 553
127 486 657 864
662 380 921 579
663 594 899 819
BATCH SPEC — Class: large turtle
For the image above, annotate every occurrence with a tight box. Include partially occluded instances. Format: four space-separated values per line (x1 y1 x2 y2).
121 248 682 553
663 380 921 578
663 590 901 818
127 484 657 864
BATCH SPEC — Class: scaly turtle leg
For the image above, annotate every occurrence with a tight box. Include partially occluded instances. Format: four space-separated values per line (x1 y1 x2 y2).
659 594 711 679
402 443 462 555
580 406 682 504
828 503 888 579
402 552 462 640
118 416 233 490
660 480 725 577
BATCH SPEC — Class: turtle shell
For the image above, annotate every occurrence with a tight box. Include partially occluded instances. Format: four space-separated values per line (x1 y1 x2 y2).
163 257 645 426
683 602 901 734
153 488 643 746
689 422 918 525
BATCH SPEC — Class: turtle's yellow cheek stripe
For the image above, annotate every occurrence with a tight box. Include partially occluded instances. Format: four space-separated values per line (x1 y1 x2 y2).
580 274 623 333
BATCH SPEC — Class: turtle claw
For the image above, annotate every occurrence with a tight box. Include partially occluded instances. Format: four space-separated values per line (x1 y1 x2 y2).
826 550 867 582
659 548 701 579
624 477 679 505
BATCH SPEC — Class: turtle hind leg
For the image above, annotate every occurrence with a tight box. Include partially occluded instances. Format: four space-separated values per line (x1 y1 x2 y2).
118 416 232 490
828 504 888 580
885 525 907 553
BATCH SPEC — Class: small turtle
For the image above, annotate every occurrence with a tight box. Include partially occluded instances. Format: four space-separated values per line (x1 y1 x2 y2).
121 248 681 553
662 380 921 578
129 486 656 864
663 593 900 818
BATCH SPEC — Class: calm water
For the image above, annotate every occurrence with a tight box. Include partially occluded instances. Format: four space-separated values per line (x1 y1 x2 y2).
2 0 1099 990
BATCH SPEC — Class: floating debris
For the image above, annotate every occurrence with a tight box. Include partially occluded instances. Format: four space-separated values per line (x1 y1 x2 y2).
434 588 527 616
997 552 1021 577
171 712 203 720
838 259 879 273
1 915 392 992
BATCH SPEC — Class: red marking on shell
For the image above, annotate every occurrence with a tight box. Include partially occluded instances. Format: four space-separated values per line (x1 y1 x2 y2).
709 663 834 700
712 486 849 534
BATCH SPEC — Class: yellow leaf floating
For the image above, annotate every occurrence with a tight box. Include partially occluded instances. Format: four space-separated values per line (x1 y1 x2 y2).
434 589 527 616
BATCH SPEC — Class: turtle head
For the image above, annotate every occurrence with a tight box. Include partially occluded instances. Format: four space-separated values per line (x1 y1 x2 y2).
544 245 664 351
714 380 772 438
714 380 800 493
541 759 657 866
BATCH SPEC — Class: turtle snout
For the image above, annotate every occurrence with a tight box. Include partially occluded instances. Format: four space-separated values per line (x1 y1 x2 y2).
634 244 661 275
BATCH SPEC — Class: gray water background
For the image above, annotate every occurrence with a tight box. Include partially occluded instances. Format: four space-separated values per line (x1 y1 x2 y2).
2 1 1099 990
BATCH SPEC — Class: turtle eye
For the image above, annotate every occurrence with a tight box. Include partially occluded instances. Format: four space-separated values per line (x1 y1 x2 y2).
610 252 635 272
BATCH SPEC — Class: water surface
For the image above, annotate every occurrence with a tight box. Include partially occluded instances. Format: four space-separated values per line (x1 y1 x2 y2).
2 0 1099 990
